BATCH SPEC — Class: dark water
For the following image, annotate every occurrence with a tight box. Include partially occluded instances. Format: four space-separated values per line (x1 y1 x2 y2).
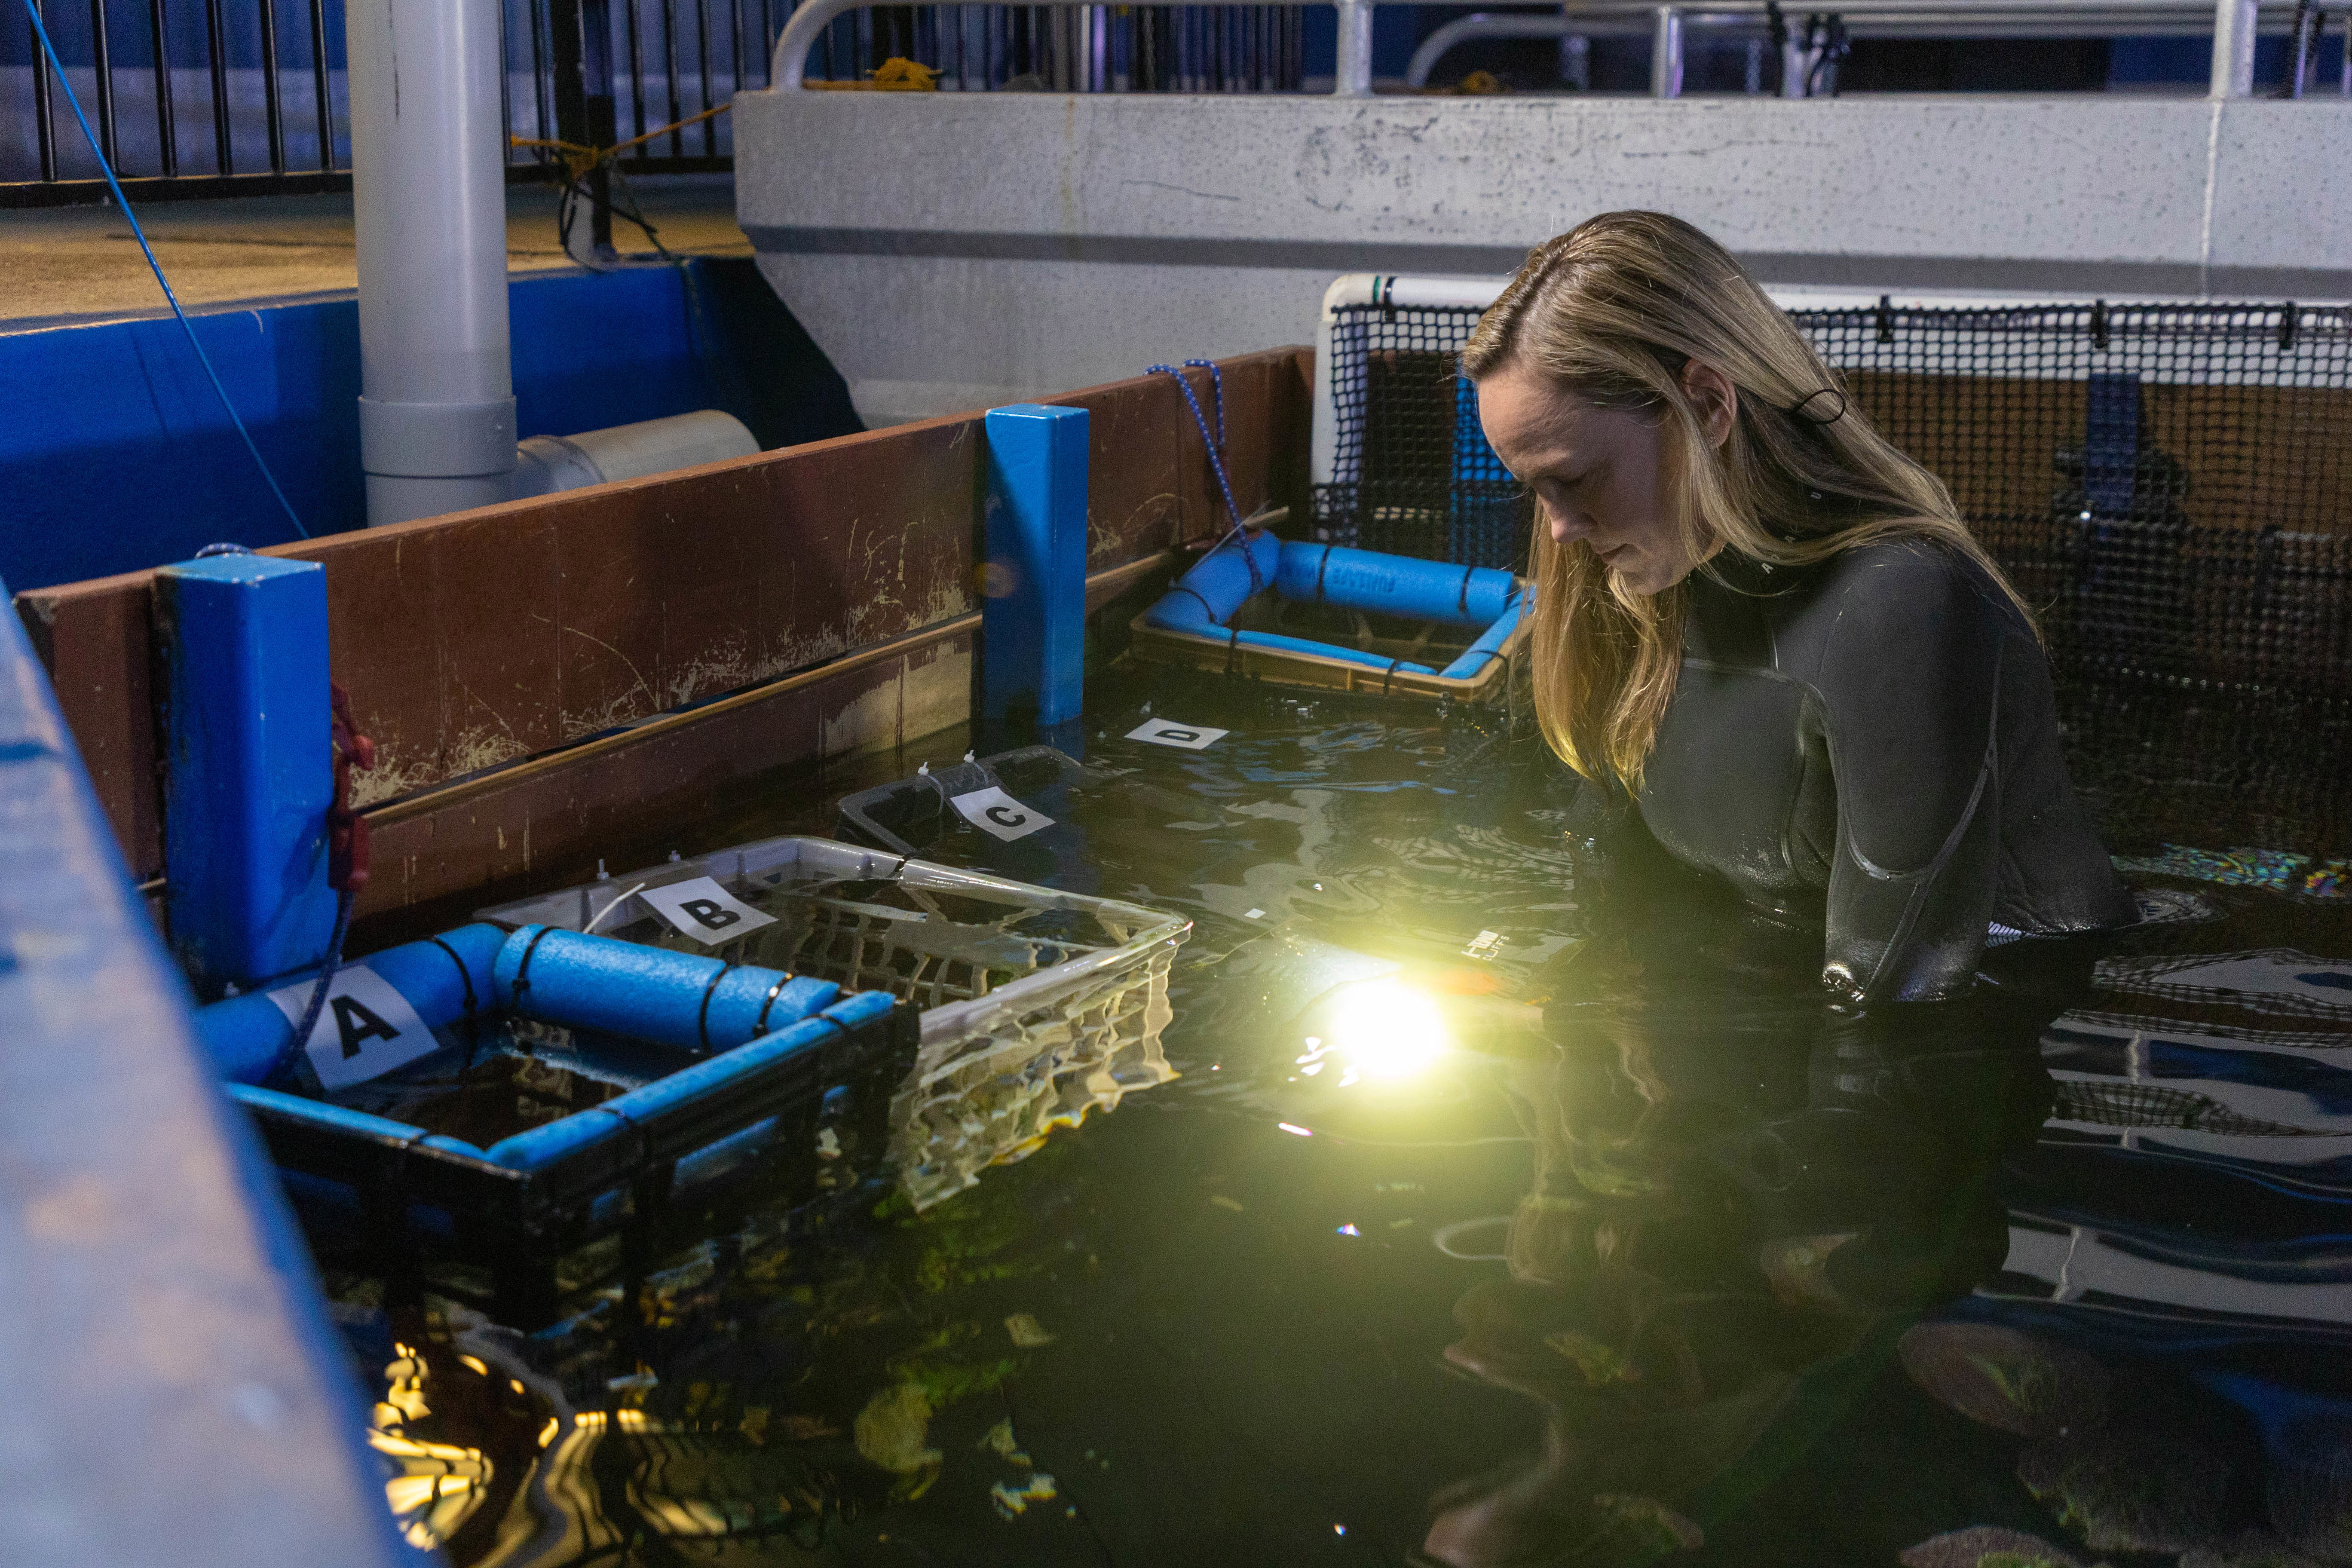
339 664 2352 1568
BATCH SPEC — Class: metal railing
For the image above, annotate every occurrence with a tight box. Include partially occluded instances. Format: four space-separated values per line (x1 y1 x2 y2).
1406 0 2345 93
5 0 2331 205
2 0 1308 205
772 0 2334 95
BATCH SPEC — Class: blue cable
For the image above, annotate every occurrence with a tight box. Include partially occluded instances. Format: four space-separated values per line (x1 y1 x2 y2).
19 0 308 539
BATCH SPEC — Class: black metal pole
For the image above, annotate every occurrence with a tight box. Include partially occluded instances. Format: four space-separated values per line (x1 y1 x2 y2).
662 0 682 145
30 0 57 181
150 0 178 175
257 0 284 172
693 0 714 151
203 0 231 172
87 0 117 167
549 0 616 251
306 0 330 168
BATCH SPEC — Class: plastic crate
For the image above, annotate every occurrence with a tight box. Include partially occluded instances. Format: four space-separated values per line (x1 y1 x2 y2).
1130 532 1530 704
478 837 1191 1210
194 922 915 1328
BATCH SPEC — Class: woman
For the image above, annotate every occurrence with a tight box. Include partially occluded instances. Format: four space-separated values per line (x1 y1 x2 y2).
1466 211 2136 1003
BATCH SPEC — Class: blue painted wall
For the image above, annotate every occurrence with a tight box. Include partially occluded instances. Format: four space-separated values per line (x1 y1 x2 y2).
0 259 861 591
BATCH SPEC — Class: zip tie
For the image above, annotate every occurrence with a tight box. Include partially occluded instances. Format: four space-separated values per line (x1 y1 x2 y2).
428 933 485 1071
754 971 798 1035
695 960 737 1052
19 0 306 540
509 925 560 1006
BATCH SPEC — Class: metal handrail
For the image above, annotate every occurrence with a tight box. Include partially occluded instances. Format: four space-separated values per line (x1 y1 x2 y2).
774 0 2303 97
1409 0 2330 88
772 0 1380 92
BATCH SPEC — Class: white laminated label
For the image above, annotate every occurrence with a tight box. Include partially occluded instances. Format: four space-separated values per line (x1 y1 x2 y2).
1126 717 1229 750
949 785 1055 842
638 876 778 945
267 964 438 1091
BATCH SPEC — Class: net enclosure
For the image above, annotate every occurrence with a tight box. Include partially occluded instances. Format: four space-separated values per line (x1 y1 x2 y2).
1310 281 2352 705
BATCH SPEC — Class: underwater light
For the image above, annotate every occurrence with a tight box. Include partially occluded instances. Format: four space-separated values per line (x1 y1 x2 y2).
1325 977 1450 1080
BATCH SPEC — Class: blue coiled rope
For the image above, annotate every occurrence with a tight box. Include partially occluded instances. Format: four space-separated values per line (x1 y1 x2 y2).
18 0 306 540
1146 359 1262 593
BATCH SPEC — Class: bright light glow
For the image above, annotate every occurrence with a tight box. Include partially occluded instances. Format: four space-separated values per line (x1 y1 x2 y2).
1278 1122 1314 1137
1325 978 1449 1080
1336 1223 1360 1237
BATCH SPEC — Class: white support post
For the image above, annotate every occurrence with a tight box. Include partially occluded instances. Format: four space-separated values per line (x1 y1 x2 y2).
1335 0 1375 96
349 0 516 526
1651 5 1684 97
2209 0 2257 97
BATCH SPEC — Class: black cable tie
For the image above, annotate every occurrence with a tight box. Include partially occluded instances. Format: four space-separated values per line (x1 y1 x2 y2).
2089 299 2110 353
1170 583 1223 626
755 971 796 1036
1458 564 1476 617
428 936 480 1019
2279 301 2301 352
1874 295 1894 345
1313 542 1335 603
430 933 485 1072
510 924 559 1006
695 961 736 1052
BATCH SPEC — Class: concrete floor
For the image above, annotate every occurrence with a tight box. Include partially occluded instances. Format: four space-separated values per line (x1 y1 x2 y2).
0 173 749 328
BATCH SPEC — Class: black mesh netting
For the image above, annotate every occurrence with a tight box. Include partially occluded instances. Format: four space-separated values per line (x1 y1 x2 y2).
1311 299 2352 705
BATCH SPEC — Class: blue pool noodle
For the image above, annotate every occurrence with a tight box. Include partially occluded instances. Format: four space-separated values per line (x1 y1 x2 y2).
1275 542 1516 628
492 925 839 1053
226 989 896 1173
477 990 895 1171
195 922 508 1084
1144 530 1283 631
1438 594 1527 680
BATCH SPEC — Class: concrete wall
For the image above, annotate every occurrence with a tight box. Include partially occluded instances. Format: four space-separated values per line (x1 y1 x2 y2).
734 91 2352 426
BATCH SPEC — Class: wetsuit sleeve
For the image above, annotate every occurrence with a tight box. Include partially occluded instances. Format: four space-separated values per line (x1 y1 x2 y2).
1809 547 2012 1002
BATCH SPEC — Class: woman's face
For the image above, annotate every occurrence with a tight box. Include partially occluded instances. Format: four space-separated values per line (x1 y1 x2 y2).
1477 356 1729 597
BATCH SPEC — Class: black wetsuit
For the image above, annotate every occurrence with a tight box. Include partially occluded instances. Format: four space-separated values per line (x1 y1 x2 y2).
1629 537 2137 1003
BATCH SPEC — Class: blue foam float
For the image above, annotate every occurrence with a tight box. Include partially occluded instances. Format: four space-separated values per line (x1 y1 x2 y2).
194 921 843 1084
1142 534 1525 681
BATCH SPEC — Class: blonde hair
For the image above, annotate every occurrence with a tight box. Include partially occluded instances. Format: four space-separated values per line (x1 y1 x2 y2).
1462 211 2030 786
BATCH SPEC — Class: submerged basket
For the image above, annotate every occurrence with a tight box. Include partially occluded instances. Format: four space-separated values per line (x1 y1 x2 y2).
1128 531 1529 703
478 837 1190 1210
193 922 914 1328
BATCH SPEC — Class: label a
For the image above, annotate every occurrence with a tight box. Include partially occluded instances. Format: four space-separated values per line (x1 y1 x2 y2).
639 876 779 945
1126 717 1229 751
949 786 1055 842
266 964 438 1091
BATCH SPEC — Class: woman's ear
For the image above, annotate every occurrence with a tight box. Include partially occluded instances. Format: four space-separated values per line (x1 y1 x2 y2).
1680 360 1738 450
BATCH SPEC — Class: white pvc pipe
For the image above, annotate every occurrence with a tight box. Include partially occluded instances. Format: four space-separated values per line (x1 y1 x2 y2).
349 0 516 527
1335 0 1377 95
2210 0 2257 94
1651 5 1684 95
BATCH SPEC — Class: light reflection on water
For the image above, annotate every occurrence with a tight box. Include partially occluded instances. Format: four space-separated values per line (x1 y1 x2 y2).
334 668 2352 1568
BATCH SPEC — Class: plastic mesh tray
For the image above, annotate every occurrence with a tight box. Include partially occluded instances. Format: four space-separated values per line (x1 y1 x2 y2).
478 838 1190 1210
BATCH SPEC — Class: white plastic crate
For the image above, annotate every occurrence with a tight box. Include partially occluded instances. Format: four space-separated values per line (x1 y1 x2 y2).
478 837 1188 1209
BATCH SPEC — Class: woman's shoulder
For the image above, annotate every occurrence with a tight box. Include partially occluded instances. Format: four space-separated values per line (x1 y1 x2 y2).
1774 530 2031 680
1805 531 2029 634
